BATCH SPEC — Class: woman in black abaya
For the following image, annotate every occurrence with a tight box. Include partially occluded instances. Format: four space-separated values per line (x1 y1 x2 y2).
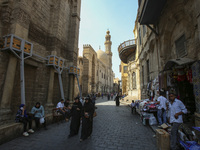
80 97 94 142
115 94 120 106
68 97 82 138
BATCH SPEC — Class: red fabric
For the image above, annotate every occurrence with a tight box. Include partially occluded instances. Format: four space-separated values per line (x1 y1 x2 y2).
187 70 193 83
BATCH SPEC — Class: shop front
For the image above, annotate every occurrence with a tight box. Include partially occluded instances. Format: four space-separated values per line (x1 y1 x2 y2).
161 58 197 125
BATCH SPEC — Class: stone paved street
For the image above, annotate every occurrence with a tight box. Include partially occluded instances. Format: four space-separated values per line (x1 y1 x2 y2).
0 97 157 150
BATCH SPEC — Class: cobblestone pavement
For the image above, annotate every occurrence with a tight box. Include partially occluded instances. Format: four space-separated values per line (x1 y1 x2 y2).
0 97 157 150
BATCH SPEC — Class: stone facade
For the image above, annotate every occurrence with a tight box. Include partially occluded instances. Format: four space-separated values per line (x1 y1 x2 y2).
113 78 120 93
135 0 200 125
77 31 114 96
0 0 81 125
120 62 128 95
118 38 141 100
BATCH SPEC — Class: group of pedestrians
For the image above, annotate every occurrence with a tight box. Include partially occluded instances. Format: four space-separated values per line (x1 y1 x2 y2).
56 96 95 142
15 102 47 137
129 90 187 149
69 97 95 142
15 95 95 142
156 90 187 150
107 93 114 100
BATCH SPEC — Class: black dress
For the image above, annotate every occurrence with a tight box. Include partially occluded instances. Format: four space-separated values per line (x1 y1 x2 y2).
80 101 94 140
69 101 82 137
115 96 120 106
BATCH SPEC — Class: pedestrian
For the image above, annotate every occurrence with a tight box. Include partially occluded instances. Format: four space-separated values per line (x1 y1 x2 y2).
80 97 94 142
91 94 96 107
131 100 136 114
111 93 113 99
115 94 120 106
56 99 68 122
169 91 187 150
31 102 47 130
102 93 103 99
68 97 82 138
157 89 168 126
107 93 110 100
15 104 34 136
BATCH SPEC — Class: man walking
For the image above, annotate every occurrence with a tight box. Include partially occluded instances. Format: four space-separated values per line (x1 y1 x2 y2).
157 90 168 126
169 91 187 150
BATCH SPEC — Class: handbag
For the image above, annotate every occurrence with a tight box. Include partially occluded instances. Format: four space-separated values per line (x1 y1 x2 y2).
93 111 97 117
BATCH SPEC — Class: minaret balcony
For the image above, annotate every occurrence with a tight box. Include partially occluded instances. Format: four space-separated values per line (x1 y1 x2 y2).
118 39 136 64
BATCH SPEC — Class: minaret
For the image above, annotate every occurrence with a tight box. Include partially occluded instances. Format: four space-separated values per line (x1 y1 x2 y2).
104 30 112 67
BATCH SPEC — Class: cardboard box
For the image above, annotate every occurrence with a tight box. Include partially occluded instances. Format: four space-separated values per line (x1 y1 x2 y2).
156 129 170 150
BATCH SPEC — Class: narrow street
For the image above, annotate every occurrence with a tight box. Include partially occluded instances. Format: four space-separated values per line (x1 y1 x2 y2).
0 97 157 150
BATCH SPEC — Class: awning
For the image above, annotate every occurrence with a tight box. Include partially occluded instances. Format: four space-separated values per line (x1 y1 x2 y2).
163 58 195 71
138 0 167 25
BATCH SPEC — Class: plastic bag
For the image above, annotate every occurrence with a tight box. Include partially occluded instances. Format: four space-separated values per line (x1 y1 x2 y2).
149 116 157 125
40 117 45 124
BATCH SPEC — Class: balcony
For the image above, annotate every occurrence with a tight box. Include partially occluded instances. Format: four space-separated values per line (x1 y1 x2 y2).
138 0 166 25
118 39 136 64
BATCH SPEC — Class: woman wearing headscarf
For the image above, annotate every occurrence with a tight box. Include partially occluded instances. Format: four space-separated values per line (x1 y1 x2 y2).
15 104 34 136
80 97 94 142
115 93 120 106
68 97 82 138
31 102 47 130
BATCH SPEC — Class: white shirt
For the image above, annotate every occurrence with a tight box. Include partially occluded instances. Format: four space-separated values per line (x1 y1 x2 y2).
169 98 187 123
157 96 168 110
131 102 136 108
56 102 64 109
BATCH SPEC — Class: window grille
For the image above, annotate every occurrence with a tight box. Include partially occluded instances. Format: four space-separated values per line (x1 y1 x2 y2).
175 34 187 58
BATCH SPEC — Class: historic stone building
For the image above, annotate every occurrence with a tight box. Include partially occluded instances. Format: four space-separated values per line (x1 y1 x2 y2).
76 30 114 96
119 62 128 95
0 0 81 142
113 77 120 94
118 38 141 100
135 0 200 125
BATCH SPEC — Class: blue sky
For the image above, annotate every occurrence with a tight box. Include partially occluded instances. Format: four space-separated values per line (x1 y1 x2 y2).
78 0 138 79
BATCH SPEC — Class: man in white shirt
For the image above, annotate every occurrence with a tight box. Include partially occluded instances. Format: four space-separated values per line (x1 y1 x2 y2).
57 99 68 121
169 92 187 150
131 100 136 114
157 90 168 125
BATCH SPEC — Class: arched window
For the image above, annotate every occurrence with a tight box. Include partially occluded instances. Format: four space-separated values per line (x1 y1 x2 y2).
132 72 136 89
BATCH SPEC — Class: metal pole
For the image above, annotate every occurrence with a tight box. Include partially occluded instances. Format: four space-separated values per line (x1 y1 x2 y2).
20 40 26 104
75 75 82 98
58 72 65 100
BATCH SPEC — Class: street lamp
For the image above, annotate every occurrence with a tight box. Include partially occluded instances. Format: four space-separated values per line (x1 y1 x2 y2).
68 66 81 98
0 34 33 104
46 55 65 100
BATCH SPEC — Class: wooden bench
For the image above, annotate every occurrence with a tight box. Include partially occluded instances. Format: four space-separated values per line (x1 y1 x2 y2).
52 108 63 123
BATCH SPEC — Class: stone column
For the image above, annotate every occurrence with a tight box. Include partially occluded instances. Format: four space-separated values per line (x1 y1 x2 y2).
1 55 17 108
45 51 57 114
45 68 55 114
0 55 17 125
69 74 75 103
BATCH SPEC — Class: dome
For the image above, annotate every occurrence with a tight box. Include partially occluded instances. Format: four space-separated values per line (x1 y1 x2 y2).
96 49 109 65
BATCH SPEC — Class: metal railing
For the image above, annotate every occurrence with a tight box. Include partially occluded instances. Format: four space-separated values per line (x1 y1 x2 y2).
118 39 136 53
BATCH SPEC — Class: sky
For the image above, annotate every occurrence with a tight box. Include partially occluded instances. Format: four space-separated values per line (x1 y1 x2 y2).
78 0 138 79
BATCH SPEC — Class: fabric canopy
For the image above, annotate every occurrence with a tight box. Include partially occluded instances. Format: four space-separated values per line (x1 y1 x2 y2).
163 58 195 71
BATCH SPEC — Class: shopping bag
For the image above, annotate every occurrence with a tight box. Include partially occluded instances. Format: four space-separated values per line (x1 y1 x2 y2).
40 117 45 124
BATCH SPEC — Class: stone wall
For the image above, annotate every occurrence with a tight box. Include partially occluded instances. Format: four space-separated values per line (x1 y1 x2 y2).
136 0 200 99
0 0 81 125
